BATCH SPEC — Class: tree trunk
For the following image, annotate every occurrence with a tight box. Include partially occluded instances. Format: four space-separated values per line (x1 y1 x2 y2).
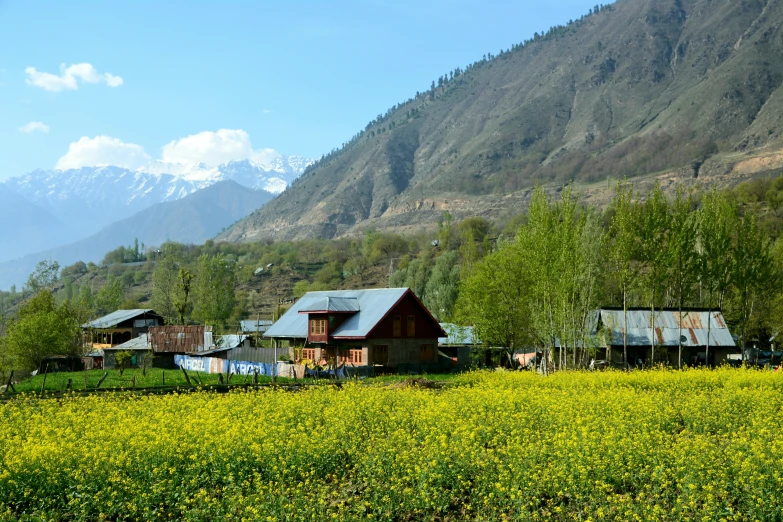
623 289 628 369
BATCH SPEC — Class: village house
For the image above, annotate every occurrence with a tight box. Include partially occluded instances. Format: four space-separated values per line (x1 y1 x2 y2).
264 288 455 373
594 308 737 367
83 309 164 350
439 323 478 369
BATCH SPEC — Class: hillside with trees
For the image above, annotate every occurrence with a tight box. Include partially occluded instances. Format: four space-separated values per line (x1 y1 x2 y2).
0 175 782 374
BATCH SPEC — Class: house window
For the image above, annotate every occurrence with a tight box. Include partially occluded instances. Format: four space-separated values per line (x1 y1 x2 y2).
407 315 416 337
373 345 388 364
328 315 335 329
349 348 363 365
393 315 401 337
302 348 316 361
310 319 327 336
420 344 435 362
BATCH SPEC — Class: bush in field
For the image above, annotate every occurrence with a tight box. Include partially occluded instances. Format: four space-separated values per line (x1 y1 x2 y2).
2 290 83 373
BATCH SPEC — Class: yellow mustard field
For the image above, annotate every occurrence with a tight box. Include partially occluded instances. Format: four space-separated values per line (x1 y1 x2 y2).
1 369 782 521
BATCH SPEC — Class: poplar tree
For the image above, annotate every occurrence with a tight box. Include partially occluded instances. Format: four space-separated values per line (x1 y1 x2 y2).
608 181 640 368
731 213 775 359
668 187 698 367
638 182 670 365
192 254 237 327
697 191 735 362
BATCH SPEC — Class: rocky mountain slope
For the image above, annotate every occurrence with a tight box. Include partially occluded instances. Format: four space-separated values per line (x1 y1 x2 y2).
0 181 272 289
220 0 783 242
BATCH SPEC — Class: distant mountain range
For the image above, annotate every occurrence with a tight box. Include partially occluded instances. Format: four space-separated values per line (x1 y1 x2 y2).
0 156 311 265
219 0 783 243
0 181 274 289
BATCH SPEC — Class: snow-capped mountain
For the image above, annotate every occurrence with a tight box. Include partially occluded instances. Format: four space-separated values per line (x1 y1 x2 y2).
2 156 312 240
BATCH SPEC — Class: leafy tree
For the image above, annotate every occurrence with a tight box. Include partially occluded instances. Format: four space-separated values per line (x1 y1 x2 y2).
390 254 433 299
2 290 83 373
697 190 736 361
192 254 237 326
114 350 134 376
423 251 460 321
607 181 640 367
173 268 194 325
151 253 181 324
77 284 94 314
638 183 671 364
95 276 124 315
437 211 452 249
456 239 530 350
731 213 776 357
25 260 60 295
668 188 698 367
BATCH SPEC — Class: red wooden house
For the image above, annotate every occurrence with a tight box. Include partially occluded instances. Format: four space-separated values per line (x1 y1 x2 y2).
264 288 458 372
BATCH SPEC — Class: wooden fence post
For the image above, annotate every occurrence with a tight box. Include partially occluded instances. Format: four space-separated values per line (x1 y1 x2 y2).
39 364 49 396
5 370 15 394
95 371 109 389
181 367 193 388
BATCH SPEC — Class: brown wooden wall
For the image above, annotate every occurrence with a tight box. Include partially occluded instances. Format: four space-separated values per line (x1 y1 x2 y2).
367 293 443 340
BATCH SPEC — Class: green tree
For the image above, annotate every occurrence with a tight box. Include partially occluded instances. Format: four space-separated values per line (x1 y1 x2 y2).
638 183 671 365
114 350 134 376
668 188 698 367
95 276 124 315
423 251 460 321
607 181 640 367
151 252 181 324
697 190 736 362
174 268 194 325
2 290 83 372
25 260 60 295
192 254 237 326
455 239 530 351
731 213 775 358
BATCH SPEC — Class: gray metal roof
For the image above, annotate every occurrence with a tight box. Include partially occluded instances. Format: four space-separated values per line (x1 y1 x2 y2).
298 296 360 313
190 335 248 355
598 309 735 348
83 309 155 329
439 323 480 345
265 288 409 339
105 333 150 351
240 319 273 333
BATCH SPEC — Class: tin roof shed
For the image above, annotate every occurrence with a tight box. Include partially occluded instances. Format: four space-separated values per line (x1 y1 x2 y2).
596 309 735 348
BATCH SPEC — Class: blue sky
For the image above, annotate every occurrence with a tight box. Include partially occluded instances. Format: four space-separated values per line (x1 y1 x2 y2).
0 0 604 179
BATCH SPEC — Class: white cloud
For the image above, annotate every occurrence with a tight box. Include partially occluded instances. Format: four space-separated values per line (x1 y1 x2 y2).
161 129 281 167
25 63 124 92
56 136 150 170
55 129 282 172
18 121 50 134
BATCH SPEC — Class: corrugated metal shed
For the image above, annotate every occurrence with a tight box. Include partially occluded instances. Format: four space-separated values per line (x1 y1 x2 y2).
83 309 154 329
598 309 735 347
439 323 480 345
265 288 409 339
298 296 360 313
105 333 150 350
240 319 273 333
